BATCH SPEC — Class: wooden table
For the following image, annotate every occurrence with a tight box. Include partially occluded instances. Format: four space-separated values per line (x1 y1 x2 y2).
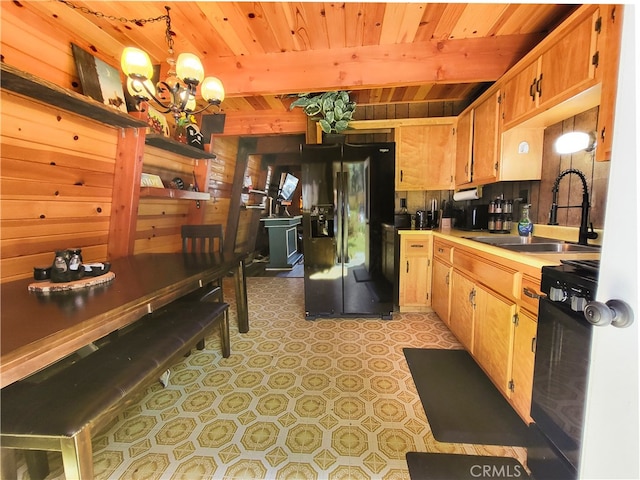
0 253 249 389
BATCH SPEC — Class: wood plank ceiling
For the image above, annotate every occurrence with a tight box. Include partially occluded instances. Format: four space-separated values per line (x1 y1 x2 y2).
20 2 578 114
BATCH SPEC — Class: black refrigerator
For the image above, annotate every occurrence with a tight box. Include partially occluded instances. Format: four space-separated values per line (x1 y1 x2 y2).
300 142 396 319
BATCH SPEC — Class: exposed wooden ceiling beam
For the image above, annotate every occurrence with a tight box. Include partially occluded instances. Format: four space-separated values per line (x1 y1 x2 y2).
203 33 545 97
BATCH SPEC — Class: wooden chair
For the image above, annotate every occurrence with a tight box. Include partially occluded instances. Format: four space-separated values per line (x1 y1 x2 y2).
181 224 225 304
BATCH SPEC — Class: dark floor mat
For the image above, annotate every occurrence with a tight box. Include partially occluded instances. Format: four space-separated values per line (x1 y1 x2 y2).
406 452 530 480
352 267 372 282
403 348 529 446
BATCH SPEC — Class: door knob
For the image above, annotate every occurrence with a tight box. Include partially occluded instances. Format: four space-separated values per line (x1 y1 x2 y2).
584 299 634 328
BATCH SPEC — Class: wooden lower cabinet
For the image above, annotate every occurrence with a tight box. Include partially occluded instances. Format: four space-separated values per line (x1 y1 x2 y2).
440 240 540 423
449 270 475 352
473 285 517 396
510 309 538 422
431 258 452 324
399 235 432 310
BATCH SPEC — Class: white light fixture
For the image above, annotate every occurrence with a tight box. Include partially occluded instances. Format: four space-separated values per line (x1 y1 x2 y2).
121 6 224 122
555 131 597 154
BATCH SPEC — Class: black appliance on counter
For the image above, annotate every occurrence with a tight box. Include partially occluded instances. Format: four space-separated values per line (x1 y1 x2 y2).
455 204 489 231
528 259 599 479
300 142 395 319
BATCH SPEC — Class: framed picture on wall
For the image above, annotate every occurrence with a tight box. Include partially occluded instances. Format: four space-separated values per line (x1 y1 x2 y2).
71 43 127 113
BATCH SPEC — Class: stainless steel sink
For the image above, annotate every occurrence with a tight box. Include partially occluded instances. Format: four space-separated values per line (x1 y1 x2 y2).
463 235 601 254
463 235 563 245
500 243 601 253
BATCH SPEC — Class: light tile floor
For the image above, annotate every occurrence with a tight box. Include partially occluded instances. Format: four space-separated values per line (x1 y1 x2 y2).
16 276 526 479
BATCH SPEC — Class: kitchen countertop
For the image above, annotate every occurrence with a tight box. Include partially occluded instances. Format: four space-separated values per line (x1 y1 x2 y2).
397 226 601 270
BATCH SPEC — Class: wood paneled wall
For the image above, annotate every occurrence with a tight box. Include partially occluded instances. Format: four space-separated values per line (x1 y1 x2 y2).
1 92 115 282
0 6 241 281
206 137 240 249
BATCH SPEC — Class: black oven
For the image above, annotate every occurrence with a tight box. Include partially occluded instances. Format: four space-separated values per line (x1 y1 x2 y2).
529 260 598 479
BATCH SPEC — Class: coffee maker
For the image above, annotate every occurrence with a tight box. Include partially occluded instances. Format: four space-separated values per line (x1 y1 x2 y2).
415 210 435 229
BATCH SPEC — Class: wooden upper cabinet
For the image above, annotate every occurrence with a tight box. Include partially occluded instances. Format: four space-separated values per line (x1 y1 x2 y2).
471 91 501 185
537 10 599 111
424 124 455 190
395 123 455 191
501 60 540 128
454 110 473 186
395 126 428 190
595 4 623 162
502 9 600 129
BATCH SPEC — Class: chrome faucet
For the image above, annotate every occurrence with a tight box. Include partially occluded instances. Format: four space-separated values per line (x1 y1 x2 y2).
548 168 598 245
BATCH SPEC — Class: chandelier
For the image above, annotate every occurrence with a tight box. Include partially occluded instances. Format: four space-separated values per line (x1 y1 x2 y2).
120 6 225 122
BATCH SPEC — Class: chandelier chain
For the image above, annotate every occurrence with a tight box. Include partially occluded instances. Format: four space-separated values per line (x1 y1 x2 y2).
57 0 169 27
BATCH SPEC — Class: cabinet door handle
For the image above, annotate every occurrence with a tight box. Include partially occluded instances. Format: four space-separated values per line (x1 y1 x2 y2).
406 260 409 273
536 73 543 98
400 170 404 182
468 288 476 307
531 336 537 353
523 287 542 299
445 272 450 285
438 247 444 253
529 78 537 100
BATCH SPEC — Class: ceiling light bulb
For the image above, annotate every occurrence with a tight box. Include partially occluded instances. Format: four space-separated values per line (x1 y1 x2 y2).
185 96 197 111
555 131 597 154
201 77 225 103
121 47 154 80
176 53 204 84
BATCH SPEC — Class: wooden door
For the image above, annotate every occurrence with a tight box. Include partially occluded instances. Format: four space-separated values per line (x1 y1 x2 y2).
431 258 451 325
423 124 455 190
449 270 475 352
454 110 473 186
395 126 428 190
594 4 622 162
537 11 598 111
473 285 516 395
471 91 500 184
398 235 432 308
510 309 538 423
501 59 540 128
399 256 431 308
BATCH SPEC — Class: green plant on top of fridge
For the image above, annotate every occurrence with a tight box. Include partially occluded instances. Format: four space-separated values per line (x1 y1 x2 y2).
289 91 356 134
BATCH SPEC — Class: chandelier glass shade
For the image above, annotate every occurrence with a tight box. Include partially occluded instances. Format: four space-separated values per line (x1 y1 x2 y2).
120 7 224 121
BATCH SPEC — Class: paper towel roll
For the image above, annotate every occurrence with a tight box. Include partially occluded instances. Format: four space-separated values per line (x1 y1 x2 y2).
453 188 480 201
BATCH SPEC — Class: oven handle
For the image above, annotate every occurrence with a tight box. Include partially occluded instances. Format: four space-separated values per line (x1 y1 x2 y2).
523 286 545 299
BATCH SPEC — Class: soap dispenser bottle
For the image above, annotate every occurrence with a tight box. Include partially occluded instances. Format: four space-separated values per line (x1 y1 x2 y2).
518 204 533 237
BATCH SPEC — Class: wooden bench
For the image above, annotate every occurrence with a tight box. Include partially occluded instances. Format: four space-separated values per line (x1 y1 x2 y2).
0 300 230 480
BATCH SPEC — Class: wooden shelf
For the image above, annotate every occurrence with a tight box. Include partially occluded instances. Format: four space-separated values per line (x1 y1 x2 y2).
140 187 211 201
145 134 217 159
0 63 147 129
243 189 268 195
